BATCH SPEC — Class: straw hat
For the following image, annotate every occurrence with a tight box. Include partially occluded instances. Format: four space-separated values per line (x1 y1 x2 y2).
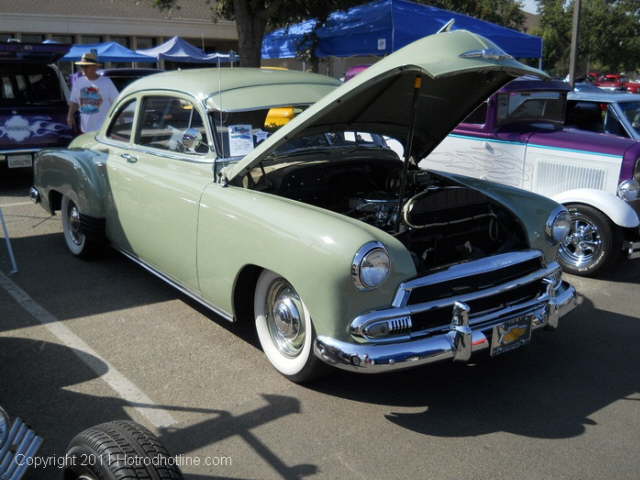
75 51 101 66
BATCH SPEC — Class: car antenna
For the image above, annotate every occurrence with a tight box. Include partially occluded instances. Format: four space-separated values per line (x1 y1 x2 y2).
437 19 455 34
396 75 422 232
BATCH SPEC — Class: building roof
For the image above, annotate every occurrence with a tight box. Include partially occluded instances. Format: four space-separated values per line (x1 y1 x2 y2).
0 0 212 21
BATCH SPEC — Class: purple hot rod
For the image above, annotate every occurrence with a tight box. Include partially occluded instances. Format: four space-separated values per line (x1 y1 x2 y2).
422 78 640 276
0 42 74 172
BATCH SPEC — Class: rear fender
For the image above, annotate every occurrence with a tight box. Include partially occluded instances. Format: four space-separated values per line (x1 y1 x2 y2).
553 188 640 228
33 148 108 218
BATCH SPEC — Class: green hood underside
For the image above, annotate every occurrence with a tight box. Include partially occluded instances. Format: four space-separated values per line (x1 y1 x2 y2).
225 29 548 182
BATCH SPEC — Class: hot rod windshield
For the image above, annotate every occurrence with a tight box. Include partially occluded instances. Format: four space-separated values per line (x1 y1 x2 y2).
496 90 566 126
618 101 640 136
209 107 397 161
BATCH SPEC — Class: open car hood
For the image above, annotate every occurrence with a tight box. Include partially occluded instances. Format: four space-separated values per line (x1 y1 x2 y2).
225 30 547 182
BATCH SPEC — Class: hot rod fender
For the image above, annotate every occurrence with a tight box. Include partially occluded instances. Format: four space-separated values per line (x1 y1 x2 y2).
552 188 640 228
33 148 108 219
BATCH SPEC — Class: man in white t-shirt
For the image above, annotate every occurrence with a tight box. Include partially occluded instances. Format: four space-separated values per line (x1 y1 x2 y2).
67 51 119 133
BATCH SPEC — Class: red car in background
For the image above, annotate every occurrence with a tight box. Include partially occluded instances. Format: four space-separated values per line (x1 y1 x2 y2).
595 73 627 91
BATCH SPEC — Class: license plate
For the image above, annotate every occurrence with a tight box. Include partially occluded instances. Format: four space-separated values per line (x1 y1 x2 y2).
7 153 33 168
490 315 532 356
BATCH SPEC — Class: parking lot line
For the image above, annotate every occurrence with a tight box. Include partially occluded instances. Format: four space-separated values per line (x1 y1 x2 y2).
0 201 33 208
0 270 177 428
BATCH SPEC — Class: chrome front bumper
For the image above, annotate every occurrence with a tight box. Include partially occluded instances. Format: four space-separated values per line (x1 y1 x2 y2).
314 280 578 374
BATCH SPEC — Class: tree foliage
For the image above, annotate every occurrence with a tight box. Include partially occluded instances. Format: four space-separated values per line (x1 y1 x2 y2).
535 0 640 75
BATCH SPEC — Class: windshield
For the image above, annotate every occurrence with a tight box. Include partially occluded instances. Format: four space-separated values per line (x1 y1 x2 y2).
210 107 394 160
496 91 565 125
618 101 640 135
0 65 64 107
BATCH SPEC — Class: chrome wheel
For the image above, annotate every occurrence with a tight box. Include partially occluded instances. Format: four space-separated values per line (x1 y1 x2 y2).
67 202 83 246
265 278 306 358
559 212 603 269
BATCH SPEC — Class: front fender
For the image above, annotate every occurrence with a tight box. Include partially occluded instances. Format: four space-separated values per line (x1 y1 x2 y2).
33 148 108 218
553 188 640 228
196 185 417 342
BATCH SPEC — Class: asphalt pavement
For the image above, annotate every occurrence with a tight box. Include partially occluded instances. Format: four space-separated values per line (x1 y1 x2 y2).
1 171 639 480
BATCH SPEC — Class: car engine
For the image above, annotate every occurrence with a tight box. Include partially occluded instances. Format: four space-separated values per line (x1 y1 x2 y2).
245 157 528 273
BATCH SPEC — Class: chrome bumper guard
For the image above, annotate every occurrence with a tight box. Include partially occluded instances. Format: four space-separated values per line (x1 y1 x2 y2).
314 257 578 373
0 416 43 480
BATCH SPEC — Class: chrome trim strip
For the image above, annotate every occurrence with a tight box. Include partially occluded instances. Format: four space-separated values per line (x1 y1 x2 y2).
624 240 640 259
117 249 234 322
353 261 560 338
0 149 41 155
392 250 543 307
315 281 577 374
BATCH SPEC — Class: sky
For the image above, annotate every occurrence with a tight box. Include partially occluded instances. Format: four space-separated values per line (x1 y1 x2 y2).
521 0 538 14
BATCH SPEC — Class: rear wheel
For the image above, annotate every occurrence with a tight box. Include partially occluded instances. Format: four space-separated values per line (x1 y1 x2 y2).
558 204 621 276
61 195 103 258
254 270 328 383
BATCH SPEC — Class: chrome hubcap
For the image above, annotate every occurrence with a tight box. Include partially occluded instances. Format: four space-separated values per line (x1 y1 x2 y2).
68 204 83 246
265 279 306 357
77 475 96 480
559 213 603 269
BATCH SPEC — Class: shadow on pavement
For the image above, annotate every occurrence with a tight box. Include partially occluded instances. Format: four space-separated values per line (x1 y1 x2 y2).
309 295 639 439
0 337 315 479
0 172 32 198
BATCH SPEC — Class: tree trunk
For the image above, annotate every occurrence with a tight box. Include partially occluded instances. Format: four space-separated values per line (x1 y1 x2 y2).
233 0 266 67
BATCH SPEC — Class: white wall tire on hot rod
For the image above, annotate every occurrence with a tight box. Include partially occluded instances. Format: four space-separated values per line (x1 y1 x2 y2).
254 270 327 383
558 204 621 276
61 195 103 259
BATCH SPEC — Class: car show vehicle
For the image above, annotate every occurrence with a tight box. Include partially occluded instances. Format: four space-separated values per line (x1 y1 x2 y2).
98 67 163 91
595 73 626 91
31 30 578 382
567 90 640 141
423 78 640 276
0 405 182 479
0 41 74 172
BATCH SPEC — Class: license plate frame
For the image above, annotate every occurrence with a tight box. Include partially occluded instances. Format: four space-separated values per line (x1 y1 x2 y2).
7 153 33 168
490 314 533 356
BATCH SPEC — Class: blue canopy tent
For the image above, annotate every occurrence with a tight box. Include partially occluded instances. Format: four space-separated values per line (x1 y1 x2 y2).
262 0 543 60
62 42 156 62
138 36 237 64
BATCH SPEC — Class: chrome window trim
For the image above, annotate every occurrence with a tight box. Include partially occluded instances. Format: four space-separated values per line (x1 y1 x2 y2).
118 249 233 322
0 148 41 155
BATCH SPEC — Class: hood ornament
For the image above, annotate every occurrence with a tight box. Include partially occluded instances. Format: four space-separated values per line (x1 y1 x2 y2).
460 48 513 61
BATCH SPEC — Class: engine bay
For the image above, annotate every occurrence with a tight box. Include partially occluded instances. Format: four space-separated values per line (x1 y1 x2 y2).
242 156 528 273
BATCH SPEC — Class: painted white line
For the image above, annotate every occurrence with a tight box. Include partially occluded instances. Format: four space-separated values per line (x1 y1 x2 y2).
0 202 32 208
0 270 177 428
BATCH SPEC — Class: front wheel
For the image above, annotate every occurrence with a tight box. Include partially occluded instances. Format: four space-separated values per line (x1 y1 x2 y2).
558 204 621 276
254 270 328 383
63 420 183 480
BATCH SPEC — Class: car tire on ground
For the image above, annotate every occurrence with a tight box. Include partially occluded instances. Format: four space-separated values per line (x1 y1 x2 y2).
558 204 621 276
63 420 183 480
61 195 103 259
254 269 329 383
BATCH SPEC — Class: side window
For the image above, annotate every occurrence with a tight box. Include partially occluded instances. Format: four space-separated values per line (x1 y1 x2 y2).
603 105 628 137
107 99 137 142
136 96 209 154
566 101 604 133
461 101 488 124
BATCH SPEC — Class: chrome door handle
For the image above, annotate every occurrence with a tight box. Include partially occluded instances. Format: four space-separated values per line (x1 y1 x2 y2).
121 153 138 163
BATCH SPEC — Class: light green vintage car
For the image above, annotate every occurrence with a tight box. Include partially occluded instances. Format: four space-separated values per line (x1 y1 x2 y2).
32 30 578 382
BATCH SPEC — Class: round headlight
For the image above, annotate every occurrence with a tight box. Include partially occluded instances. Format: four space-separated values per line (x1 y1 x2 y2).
617 178 640 201
352 242 390 290
546 207 572 244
